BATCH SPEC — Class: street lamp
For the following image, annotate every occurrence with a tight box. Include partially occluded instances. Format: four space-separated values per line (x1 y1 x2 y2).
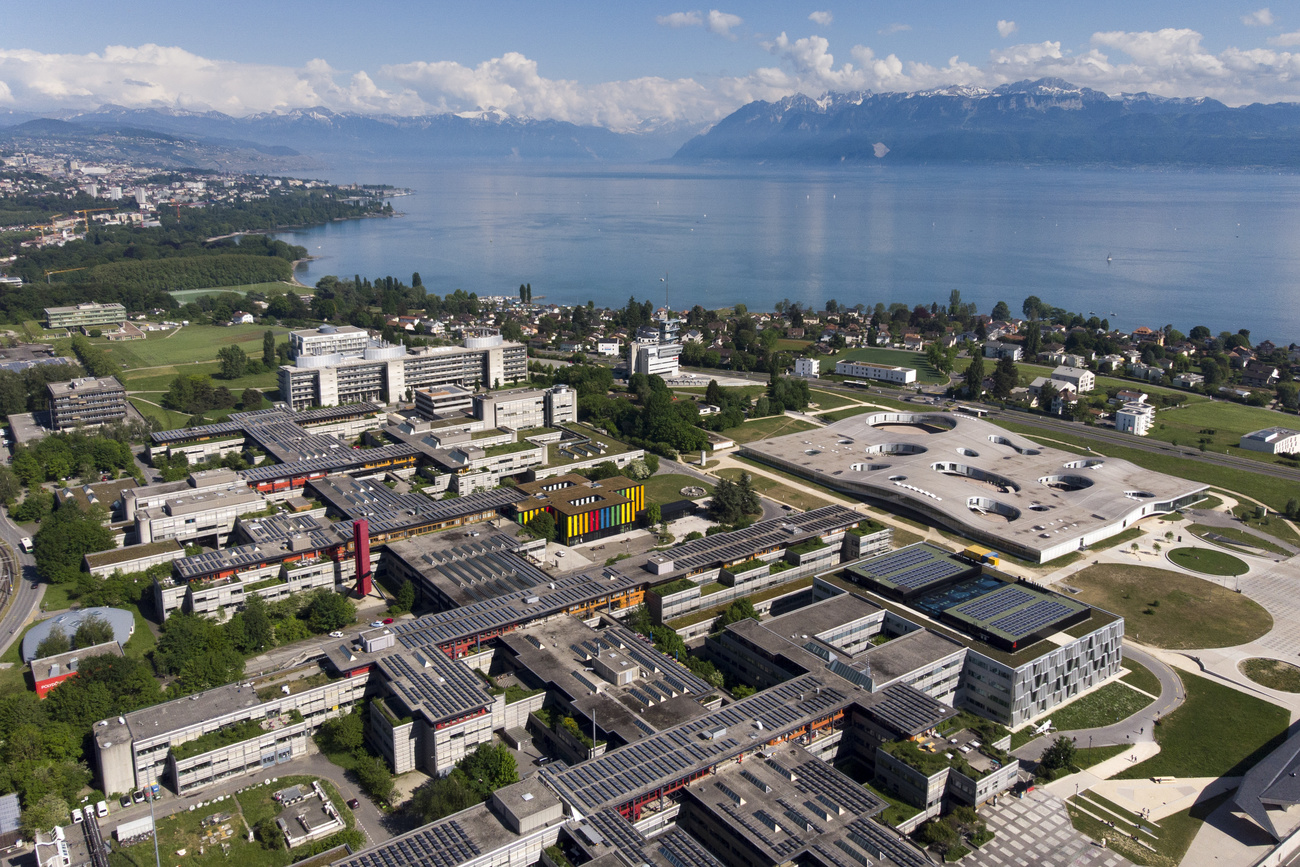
147 788 161 867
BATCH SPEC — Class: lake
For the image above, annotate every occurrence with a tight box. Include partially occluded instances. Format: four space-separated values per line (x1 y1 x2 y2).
281 162 1300 343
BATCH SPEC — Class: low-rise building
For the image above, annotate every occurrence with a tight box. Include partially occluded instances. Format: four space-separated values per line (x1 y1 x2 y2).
47 376 128 430
45 302 126 329
794 357 820 378
834 360 917 384
1051 366 1094 393
1115 401 1156 436
31 641 123 698
473 385 576 429
983 341 1022 361
1240 427 1300 455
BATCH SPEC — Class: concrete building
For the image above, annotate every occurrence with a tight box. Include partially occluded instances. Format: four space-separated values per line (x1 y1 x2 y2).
288 324 371 360
628 317 683 378
983 341 1022 361
473 385 576 430
413 384 474 418
47 376 128 430
794 357 820 378
1115 401 1156 436
44 302 126 329
596 339 620 356
1240 427 1300 455
511 473 643 544
1051 366 1095 393
834 360 918 384
741 412 1205 563
31 641 123 698
133 483 264 545
279 328 527 410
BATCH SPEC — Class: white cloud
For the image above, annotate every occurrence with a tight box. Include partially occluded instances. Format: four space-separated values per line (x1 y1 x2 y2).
809 11 833 27
878 23 911 35
1242 8 1274 26
997 20 1018 38
707 10 743 39
1268 30 1300 46
656 11 702 29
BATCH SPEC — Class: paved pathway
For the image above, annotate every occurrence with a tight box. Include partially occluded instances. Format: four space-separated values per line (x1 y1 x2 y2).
964 789 1132 867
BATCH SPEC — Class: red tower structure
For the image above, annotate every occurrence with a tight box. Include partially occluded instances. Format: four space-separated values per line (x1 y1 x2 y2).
354 519 372 597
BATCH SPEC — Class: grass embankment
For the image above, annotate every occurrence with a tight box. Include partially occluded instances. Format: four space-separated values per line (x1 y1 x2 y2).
994 419 1299 513
807 389 861 411
1066 789 1230 867
1187 524 1288 557
1069 564 1270 649
716 468 834 512
1230 504 1300 548
1240 658 1300 693
1114 669 1289 780
1047 682 1154 732
1120 658 1163 696
1166 547 1249 576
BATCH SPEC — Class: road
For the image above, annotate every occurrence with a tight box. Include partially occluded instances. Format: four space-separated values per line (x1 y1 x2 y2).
0 509 40 657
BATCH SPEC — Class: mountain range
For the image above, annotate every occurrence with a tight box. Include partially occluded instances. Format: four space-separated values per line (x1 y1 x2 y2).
671 78 1300 166
4 79 1300 168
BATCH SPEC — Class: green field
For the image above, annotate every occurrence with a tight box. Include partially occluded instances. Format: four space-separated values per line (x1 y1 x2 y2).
1114 669 1289 780
1167 547 1249 576
1240 658 1300 692
717 467 834 512
807 389 862 411
1048 681 1154 731
722 415 818 444
1069 563 1270 649
643 473 713 505
167 281 306 304
1120 658 1163 696
824 346 947 383
994 419 1299 512
1229 504 1300 547
81 323 291 370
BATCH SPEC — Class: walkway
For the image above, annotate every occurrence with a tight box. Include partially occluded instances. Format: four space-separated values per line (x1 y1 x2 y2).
964 788 1132 867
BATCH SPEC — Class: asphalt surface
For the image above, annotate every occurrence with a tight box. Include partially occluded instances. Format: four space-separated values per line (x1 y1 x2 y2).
0 510 40 658
1011 644 1185 763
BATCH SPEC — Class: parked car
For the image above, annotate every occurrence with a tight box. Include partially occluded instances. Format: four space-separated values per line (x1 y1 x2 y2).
329 631 344 638
346 798 360 810
132 790 145 804
120 795 131 808
369 621 383 628
382 617 394 625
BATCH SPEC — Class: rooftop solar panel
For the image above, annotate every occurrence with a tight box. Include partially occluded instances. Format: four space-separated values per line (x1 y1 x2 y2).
951 585 1035 621
990 599 1077 638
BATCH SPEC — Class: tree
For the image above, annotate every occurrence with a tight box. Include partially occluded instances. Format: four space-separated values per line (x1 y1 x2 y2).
991 355 1019 400
393 580 416 614
239 594 274 652
33 503 115 585
21 792 69 837
1040 735 1077 771
318 710 365 754
459 742 518 792
241 388 264 411
1038 380 1058 414
354 753 394 802
1022 295 1044 320
411 272 422 288
715 598 759 630
0 464 20 505
72 615 114 649
306 591 354 633
646 502 662 528
216 344 248 380
262 329 276 367
964 352 986 398
525 511 557 542
35 626 71 659
991 300 1011 320
256 817 285 850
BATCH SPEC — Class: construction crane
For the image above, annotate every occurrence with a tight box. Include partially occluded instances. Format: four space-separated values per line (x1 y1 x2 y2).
45 267 87 284
33 214 63 241
75 207 115 232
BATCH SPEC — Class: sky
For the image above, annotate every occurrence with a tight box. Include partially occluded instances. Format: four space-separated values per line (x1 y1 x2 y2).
3 1 1300 131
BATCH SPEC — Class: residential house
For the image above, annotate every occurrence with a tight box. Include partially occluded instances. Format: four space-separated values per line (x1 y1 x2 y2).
230 311 254 325
1173 372 1205 389
1132 326 1164 345
1116 402 1156 436
1126 362 1165 383
983 341 1022 361
596 339 620 356
1242 364 1280 388
1051 366 1095 393
903 333 924 351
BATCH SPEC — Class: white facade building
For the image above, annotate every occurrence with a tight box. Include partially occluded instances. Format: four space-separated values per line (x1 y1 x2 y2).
834 360 917 384
794 358 820 378
1051 366 1095 393
1115 402 1156 436
1240 427 1300 455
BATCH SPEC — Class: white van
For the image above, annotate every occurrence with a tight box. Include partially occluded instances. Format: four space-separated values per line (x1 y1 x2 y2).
71 809 83 825
96 800 108 818
82 805 94 821
19 537 32 553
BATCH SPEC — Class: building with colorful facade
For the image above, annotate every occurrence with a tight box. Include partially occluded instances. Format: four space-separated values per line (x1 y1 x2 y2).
512 474 643 544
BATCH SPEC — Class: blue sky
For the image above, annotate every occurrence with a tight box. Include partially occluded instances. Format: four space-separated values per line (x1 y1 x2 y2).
3 1 1299 129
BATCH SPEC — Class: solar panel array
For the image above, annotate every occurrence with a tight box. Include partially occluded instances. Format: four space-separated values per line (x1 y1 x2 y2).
654 828 726 867
429 548 550 605
307 477 526 535
848 543 971 595
950 586 1035 623
549 676 851 812
239 442 419 483
379 649 493 723
153 402 380 445
792 758 883 818
844 817 930 867
990 599 1078 638
860 682 958 736
333 818 480 867
663 505 861 572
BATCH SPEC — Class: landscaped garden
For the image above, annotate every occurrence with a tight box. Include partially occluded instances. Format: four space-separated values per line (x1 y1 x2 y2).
1166 547 1249 577
1239 658 1300 693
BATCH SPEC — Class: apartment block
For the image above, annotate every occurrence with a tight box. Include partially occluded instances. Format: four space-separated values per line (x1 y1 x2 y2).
47 376 127 430
45 302 127 329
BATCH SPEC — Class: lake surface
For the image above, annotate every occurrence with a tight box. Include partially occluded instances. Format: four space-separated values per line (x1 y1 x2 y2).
282 162 1300 342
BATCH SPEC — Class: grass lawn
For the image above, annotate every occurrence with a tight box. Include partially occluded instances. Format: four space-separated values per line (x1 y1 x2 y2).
130 397 191 430
819 405 873 422
864 780 921 827
1240 658 1300 692
167 282 303 304
1069 564 1270 649
643 473 714 504
1115 669 1289 780
824 346 947 384
722 415 818 444
717 468 834 512
1120 658 1163 697
80 323 290 370
1074 744 1130 769
995 419 1299 513
730 455 857 504
807 389 861 411
1187 523 1288 557
1136 398 1300 465
1167 547 1249 576
1086 527 1146 553
122 363 280 394
1230 504 1300 548
1048 681 1153 731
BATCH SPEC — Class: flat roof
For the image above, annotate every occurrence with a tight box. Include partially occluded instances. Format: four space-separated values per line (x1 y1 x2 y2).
307 476 526 535
119 680 264 742
84 538 183 568
763 594 883 642
944 582 1089 646
845 543 975 598
853 630 965 686
30 640 123 682
378 644 494 725
47 376 124 395
661 505 862 573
